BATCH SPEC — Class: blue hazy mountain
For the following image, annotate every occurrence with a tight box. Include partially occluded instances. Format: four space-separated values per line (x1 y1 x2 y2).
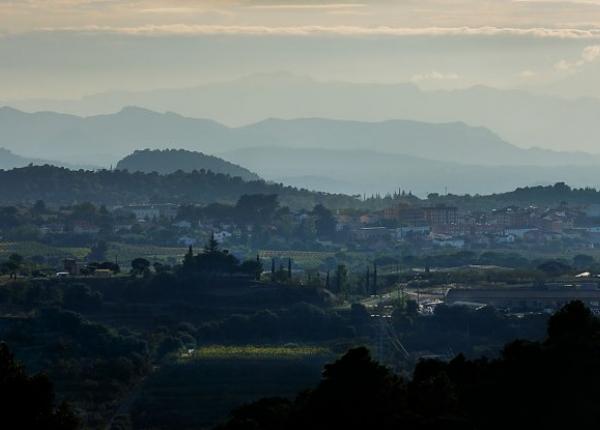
0 106 596 168
5 73 600 154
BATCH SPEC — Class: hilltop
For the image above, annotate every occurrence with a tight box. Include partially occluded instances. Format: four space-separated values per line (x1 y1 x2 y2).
116 149 259 181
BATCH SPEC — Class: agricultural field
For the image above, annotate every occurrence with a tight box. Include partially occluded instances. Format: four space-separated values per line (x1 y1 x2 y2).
105 242 185 266
0 241 89 259
132 345 334 429
260 250 336 268
0 241 186 267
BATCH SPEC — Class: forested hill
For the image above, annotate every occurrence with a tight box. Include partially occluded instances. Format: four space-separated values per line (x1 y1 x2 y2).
0 165 359 209
116 149 260 181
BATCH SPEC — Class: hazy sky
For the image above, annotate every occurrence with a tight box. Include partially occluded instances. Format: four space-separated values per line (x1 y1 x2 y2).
1 0 600 98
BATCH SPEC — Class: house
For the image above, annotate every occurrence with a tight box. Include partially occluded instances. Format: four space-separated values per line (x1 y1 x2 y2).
352 227 392 241
214 231 232 243
424 205 458 226
72 221 100 235
505 227 538 239
63 258 79 275
431 233 465 249
173 220 192 229
94 269 113 278
127 206 161 221
396 226 430 240
113 224 133 232
383 203 426 225
40 223 65 235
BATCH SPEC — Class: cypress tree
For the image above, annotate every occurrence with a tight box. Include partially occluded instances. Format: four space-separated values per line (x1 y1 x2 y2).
373 263 378 296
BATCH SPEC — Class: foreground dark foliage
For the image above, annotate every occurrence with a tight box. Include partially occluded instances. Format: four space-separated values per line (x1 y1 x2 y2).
0 342 80 429
218 301 600 430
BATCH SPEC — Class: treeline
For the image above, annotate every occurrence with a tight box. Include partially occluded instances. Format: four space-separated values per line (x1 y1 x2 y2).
428 181 600 210
0 165 359 210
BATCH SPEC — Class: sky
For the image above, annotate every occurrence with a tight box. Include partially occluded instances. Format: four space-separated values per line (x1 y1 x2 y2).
1 0 600 99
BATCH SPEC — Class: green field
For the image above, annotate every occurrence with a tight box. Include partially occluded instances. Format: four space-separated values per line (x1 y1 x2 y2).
181 344 331 362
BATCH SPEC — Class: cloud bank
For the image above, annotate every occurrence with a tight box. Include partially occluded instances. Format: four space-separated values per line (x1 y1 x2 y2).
38 24 600 39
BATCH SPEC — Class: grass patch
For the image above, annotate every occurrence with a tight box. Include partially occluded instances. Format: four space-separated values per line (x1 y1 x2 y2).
180 344 331 362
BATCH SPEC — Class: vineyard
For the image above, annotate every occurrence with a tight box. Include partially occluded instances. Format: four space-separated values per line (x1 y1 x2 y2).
179 344 331 361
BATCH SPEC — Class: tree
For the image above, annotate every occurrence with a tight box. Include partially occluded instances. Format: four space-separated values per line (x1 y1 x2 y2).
0 342 80 429
334 264 348 295
239 258 263 280
62 283 103 311
204 232 219 253
573 254 595 270
183 235 240 274
131 258 151 277
32 199 47 215
537 260 572 277
2 254 23 279
372 263 378 295
235 194 279 225
313 204 336 239
547 300 597 340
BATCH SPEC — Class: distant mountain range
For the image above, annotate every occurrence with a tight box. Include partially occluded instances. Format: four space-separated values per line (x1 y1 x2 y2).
0 106 596 168
5 72 600 154
3 106 600 195
116 149 260 181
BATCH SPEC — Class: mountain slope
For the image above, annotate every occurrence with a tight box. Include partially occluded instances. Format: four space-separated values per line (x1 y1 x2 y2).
116 149 260 181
